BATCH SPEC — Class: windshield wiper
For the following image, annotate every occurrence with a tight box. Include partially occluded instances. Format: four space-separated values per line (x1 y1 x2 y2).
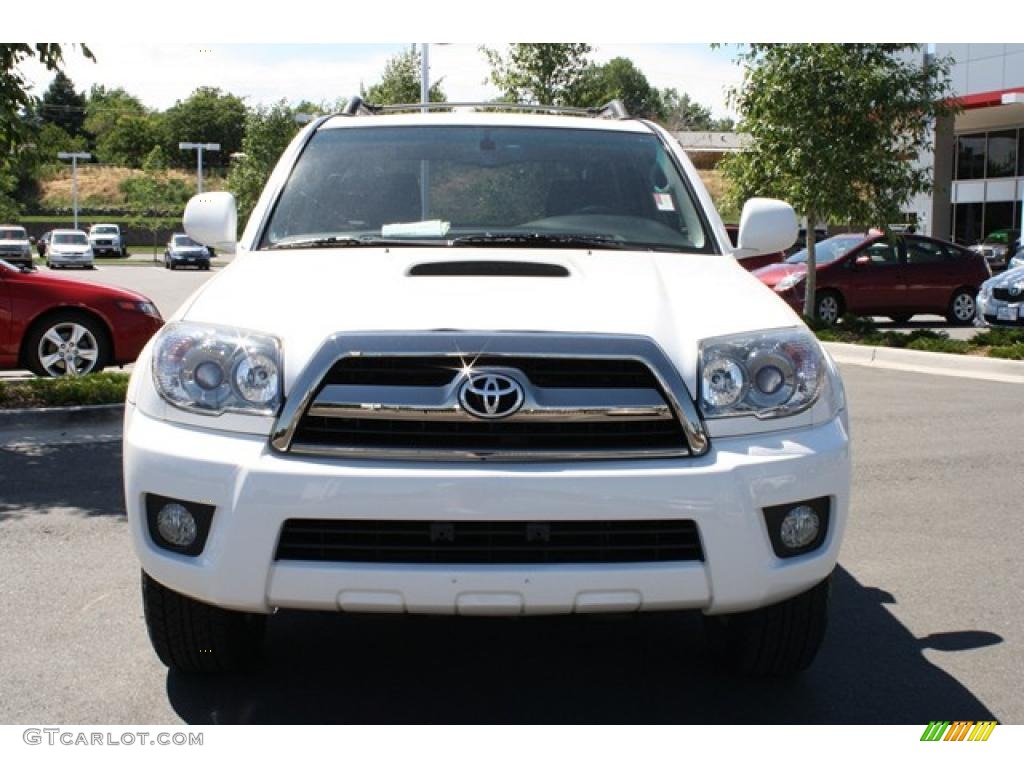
450 233 629 250
268 235 442 250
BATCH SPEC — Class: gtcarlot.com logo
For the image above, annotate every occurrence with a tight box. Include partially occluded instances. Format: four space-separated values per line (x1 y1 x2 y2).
23 729 203 747
920 721 998 742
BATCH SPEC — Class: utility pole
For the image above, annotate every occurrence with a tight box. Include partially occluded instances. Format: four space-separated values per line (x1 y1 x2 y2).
57 152 92 230
420 43 430 220
178 142 221 193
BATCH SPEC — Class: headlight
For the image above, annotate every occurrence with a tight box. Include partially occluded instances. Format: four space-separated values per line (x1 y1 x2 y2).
152 322 282 415
699 328 825 419
774 272 806 292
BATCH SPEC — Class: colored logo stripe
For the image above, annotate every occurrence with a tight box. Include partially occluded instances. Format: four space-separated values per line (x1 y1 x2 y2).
920 721 997 741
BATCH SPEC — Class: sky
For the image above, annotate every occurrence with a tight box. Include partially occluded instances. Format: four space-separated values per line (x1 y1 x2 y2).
19 43 746 120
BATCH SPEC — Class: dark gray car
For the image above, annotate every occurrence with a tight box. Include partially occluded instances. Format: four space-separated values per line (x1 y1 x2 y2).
164 233 211 271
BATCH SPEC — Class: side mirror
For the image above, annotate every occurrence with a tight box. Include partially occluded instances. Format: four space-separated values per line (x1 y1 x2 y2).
734 198 798 259
855 254 871 267
183 191 237 254
29 236 36 244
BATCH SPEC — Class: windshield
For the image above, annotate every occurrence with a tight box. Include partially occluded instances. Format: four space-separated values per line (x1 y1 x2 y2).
262 125 711 253
92 225 118 234
53 233 88 246
0 228 27 240
786 235 865 265
173 235 199 247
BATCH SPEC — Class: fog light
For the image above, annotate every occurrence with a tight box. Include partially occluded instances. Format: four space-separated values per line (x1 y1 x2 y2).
779 505 820 549
156 503 197 547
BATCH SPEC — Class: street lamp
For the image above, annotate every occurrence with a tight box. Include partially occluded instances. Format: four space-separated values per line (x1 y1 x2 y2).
57 151 92 230
178 142 220 193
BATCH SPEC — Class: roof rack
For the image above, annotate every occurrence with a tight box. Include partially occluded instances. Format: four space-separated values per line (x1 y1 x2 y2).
339 96 629 119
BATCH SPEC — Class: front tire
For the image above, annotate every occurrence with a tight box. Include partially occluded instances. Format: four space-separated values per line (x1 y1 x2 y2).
703 573 832 677
24 311 109 377
947 289 976 325
142 572 266 674
815 291 843 325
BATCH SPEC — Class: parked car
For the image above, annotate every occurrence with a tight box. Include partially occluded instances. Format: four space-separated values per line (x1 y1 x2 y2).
36 230 52 258
977 264 1024 327
724 224 784 271
969 229 1020 271
164 233 211 270
0 257 163 376
46 229 95 270
0 225 34 270
1007 242 1024 273
88 223 128 258
125 98 851 678
753 232 991 325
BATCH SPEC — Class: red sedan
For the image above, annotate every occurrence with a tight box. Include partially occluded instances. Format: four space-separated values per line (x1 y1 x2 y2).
752 233 991 325
0 259 163 376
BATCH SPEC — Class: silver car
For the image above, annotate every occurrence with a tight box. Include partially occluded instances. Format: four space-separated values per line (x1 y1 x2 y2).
46 229 95 270
977 264 1024 327
0 225 34 269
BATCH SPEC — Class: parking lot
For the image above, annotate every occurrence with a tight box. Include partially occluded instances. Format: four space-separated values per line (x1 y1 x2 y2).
1 309 1022 723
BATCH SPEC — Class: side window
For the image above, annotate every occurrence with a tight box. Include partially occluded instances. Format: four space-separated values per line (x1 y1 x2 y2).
905 239 948 265
862 241 899 266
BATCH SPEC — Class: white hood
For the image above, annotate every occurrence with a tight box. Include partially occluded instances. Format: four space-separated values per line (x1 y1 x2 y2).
179 248 804 392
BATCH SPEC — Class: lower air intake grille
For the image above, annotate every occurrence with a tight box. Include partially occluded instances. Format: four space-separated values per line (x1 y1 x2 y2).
275 519 704 564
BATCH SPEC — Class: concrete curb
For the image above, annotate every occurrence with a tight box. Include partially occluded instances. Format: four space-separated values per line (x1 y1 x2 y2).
0 403 125 431
823 342 1024 384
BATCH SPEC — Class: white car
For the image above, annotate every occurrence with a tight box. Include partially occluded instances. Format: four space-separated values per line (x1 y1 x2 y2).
46 229 94 269
0 224 34 269
125 99 850 677
88 223 128 257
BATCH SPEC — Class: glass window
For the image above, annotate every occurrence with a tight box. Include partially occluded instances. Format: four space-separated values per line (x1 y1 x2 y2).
784 235 864 265
985 201 1016 237
956 133 986 180
263 125 711 253
953 202 984 245
905 238 948 265
862 240 900 266
1019 129 1024 176
986 130 1017 178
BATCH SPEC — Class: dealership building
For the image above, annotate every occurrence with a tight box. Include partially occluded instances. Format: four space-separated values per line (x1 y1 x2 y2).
910 44 1024 243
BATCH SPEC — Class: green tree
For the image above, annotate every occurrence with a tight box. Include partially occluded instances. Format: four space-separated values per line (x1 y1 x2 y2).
0 44 93 214
96 113 163 167
40 71 87 136
659 88 713 130
227 100 303 225
363 46 446 105
162 86 248 168
719 44 955 319
482 44 593 105
575 57 662 117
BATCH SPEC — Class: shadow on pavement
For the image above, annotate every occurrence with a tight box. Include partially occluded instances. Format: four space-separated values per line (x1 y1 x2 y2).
0 440 124 521
166 567 1001 724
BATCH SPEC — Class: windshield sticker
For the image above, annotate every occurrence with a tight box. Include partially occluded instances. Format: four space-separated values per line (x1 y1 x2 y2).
381 220 451 238
654 193 675 212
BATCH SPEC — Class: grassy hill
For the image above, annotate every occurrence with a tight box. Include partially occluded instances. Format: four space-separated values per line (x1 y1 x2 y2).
36 165 227 210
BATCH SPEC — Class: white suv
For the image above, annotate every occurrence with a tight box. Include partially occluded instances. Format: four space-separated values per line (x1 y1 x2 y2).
124 99 850 677
88 223 127 257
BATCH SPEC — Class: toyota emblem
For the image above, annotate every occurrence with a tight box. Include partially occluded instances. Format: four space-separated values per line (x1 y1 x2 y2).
458 371 524 419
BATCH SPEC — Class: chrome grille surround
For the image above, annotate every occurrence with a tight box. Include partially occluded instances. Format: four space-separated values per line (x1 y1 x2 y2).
270 332 709 461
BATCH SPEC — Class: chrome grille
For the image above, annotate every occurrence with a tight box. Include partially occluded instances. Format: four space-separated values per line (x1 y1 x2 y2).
271 333 708 461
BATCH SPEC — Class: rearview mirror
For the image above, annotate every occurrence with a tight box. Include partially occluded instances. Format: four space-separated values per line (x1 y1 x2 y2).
183 191 237 254
734 198 798 259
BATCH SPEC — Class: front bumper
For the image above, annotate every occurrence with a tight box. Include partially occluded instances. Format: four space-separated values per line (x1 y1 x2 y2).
978 292 1024 326
48 252 94 266
125 404 850 617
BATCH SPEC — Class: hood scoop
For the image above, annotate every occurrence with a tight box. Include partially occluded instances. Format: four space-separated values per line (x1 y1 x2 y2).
408 260 570 278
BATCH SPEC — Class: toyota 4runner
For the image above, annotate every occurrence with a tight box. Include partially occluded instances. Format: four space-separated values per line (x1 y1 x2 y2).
124 98 850 677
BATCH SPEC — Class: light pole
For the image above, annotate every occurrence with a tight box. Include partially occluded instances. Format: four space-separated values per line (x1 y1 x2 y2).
178 142 220 193
420 43 431 219
57 151 92 230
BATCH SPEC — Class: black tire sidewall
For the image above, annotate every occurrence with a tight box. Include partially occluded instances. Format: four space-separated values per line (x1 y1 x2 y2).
24 311 110 377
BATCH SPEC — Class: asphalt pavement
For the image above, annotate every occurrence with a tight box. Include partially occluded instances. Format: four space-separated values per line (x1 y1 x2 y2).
0 364 1021 724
